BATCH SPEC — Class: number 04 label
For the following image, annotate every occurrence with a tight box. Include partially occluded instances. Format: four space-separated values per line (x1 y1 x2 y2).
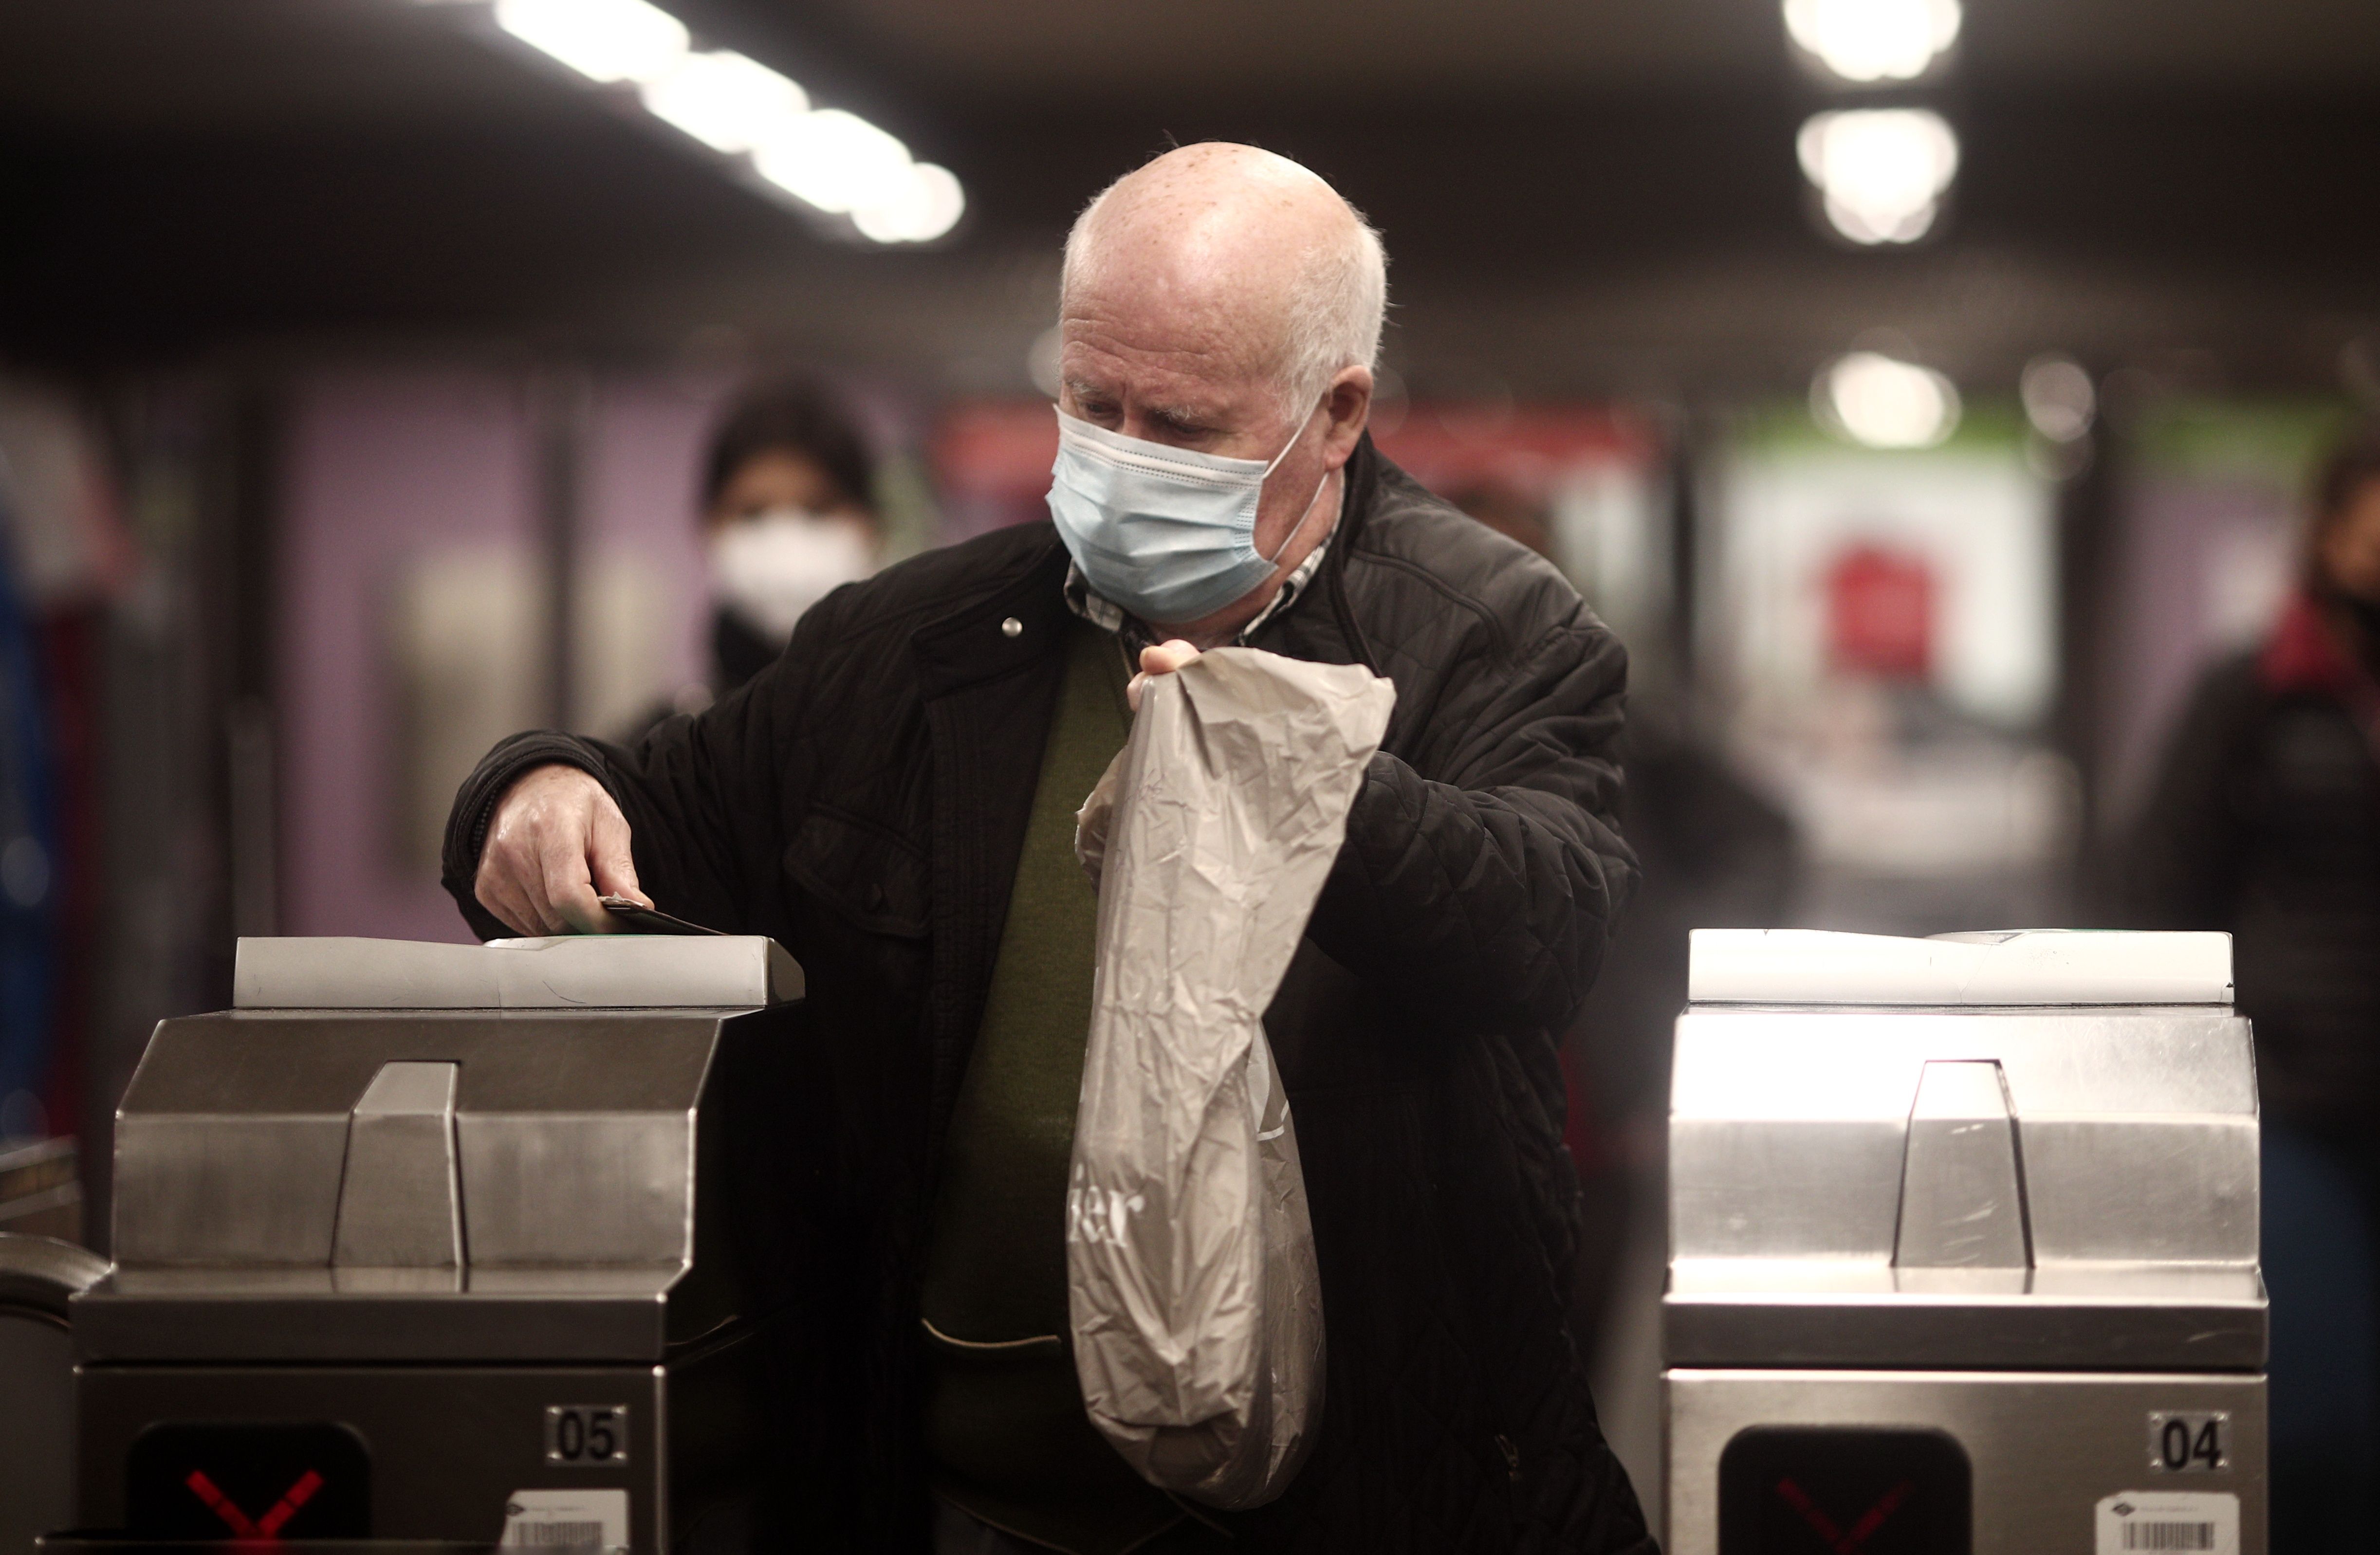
2147 1412 2228 1473
545 1405 629 1466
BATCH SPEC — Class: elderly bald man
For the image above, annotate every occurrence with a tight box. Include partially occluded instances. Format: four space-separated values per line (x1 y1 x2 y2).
443 144 1651 1555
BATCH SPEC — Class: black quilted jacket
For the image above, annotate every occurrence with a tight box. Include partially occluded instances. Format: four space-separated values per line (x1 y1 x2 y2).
442 438 1655 1555
2123 648 2380 1135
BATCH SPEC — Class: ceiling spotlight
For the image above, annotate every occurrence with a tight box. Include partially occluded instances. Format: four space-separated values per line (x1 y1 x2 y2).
465 0 967 251
1798 109 1959 244
493 0 688 85
641 51 807 153
752 109 915 217
2020 356 2097 442
1783 0 1962 83
852 163 966 244
1816 352 1962 449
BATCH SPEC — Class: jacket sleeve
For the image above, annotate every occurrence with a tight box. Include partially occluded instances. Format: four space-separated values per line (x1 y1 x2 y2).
1302 611 1637 1036
440 609 828 941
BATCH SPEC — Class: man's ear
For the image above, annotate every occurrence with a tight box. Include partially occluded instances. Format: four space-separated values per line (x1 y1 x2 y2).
1321 366 1374 469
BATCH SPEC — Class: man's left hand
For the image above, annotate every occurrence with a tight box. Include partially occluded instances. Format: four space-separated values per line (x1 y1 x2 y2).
1126 639 1202 712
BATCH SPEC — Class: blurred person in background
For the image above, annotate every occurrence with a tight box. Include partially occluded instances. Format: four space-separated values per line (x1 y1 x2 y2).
443 143 1651 1555
2124 423 2380 1548
690 377 883 706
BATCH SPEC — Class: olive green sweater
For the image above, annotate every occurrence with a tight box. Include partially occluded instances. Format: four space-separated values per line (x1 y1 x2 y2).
919 620 1225 1555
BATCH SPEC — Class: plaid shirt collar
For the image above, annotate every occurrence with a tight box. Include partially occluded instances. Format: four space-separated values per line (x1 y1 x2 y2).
1062 484 1342 651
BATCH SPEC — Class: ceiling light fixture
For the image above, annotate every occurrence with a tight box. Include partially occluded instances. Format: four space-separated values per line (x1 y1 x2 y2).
1815 352 1962 449
751 109 914 216
1783 0 1962 83
852 163 967 245
2019 356 2097 443
451 0 963 246
640 51 807 153
1797 109 1959 244
492 0 687 85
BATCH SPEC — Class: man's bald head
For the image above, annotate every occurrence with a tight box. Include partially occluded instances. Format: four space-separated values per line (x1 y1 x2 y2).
1061 144 1386 413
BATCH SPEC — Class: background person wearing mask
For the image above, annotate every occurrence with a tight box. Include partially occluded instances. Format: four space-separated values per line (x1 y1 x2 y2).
691 377 882 705
2124 424 2380 1550
441 143 1650 1555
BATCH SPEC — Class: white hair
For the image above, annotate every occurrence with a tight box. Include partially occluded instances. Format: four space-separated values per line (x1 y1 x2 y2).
1061 165 1389 416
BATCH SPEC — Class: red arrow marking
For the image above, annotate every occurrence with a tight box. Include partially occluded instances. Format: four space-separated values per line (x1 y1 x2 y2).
184 1468 325 1541
184 1471 260 1538
1773 1477 1842 1546
258 1471 325 1537
1839 1480 1916 1551
1773 1475 1919 1555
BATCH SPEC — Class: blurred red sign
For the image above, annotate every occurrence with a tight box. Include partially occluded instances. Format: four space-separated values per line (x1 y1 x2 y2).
1827 543 1935 679
934 402 1060 499
1372 404 1658 498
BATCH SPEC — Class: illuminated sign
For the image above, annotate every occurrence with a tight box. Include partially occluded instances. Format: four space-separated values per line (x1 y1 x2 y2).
127 1423 371 1540
1719 1427 1972 1554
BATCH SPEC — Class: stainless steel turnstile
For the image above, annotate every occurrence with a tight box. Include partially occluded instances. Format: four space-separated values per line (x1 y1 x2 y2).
1664 930 2267 1555
60 934 806 1554
3 1232 108 1555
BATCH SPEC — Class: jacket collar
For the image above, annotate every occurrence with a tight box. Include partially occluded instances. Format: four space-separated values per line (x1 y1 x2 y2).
1339 428 1382 549
1297 432 1383 673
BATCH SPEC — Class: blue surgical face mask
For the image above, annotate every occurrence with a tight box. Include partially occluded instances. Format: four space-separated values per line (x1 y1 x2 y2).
1047 405 1323 625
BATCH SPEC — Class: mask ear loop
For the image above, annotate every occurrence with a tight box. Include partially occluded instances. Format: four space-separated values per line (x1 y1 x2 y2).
1259 403 1333 566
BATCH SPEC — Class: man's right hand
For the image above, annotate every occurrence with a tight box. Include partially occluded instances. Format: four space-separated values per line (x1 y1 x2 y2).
473 764 651 936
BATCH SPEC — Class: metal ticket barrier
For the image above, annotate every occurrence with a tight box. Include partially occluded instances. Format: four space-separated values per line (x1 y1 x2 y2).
1664 930 2266 1555
3 1231 110 1555
54 933 806 1555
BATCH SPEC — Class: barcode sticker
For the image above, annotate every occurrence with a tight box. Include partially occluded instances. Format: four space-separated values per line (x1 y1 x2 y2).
2097 1491 2238 1555
501 1489 628 1550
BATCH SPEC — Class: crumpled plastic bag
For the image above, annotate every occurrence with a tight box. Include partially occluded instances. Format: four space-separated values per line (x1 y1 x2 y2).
1065 646 1396 1509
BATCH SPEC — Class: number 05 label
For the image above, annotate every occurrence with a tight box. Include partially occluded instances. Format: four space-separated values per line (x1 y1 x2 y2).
2147 1412 2228 1473
545 1405 629 1466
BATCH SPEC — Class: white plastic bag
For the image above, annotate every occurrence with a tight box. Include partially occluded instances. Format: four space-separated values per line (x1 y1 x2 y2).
1065 646 1395 1509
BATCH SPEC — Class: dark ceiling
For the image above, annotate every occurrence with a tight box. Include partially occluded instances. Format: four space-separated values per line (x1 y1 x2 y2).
2 0 2376 395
